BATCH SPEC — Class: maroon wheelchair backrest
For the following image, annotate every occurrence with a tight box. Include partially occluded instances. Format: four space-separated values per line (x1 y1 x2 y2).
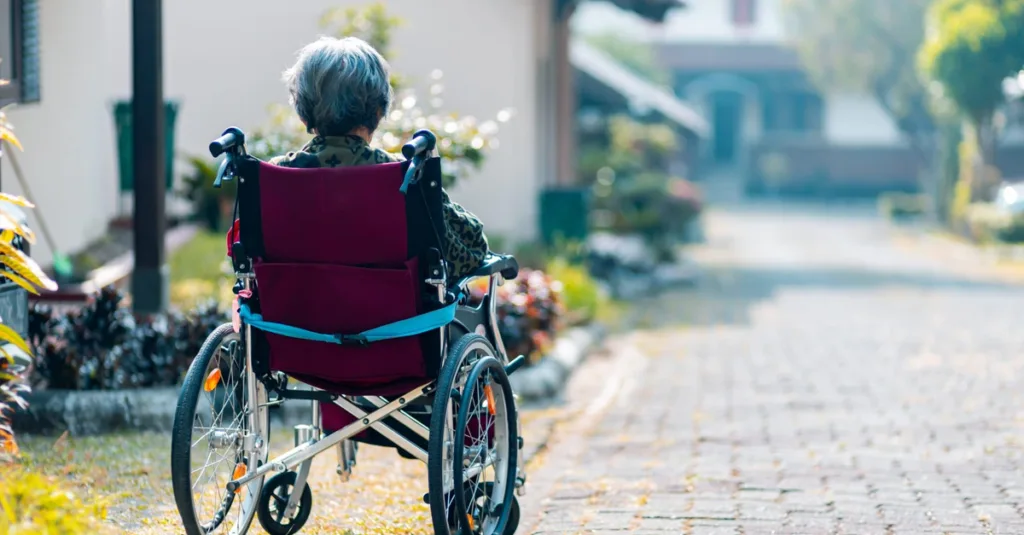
257 161 405 265
233 157 446 266
232 156 447 396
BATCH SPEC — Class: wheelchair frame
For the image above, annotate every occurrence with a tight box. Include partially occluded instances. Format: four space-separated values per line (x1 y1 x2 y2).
225 269 526 497
191 128 528 531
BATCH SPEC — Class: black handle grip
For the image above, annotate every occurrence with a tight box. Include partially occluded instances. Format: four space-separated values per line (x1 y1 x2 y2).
402 129 437 159
209 127 245 157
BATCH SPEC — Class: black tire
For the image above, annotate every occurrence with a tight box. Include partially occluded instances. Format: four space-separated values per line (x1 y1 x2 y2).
476 483 520 535
256 471 313 535
505 494 520 535
428 334 496 535
452 357 518 535
171 323 268 535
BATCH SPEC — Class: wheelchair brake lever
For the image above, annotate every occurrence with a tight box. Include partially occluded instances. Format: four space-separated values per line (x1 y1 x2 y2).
214 155 235 188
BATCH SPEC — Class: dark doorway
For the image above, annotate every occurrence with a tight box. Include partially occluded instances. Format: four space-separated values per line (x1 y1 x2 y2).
711 91 743 164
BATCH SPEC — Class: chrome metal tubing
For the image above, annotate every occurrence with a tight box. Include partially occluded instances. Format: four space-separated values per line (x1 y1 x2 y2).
333 397 429 463
227 382 434 491
360 396 430 441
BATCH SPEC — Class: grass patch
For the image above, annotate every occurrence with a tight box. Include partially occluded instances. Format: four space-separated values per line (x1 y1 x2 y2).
169 230 233 310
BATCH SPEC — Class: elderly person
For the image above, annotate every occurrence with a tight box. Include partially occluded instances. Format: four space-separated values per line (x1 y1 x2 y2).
270 36 488 281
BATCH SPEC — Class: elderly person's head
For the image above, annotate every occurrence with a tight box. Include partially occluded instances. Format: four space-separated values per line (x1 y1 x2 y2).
283 36 393 138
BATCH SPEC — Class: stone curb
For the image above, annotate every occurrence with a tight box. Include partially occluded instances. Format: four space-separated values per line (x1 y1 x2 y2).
11 386 312 436
12 325 605 436
508 323 606 403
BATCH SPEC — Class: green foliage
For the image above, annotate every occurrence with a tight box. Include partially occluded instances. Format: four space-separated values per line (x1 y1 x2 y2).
961 201 1019 242
919 0 1024 125
0 466 108 533
0 110 59 457
0 350 29 460
169 230 234 310
544 256 610 325
581 32 671 86
583 114 700 260
878 192 930 220
782 0 934 148
180 155 236 231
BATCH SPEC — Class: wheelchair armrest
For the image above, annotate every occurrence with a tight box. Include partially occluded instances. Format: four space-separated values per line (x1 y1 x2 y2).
454 254 520 289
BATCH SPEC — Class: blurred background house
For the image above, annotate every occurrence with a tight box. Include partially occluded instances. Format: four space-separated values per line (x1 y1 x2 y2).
574 0 1024 198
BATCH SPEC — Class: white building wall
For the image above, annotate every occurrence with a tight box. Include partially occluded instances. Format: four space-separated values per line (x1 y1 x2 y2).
823 94 904 146
4 0 544 266
572 0 787 43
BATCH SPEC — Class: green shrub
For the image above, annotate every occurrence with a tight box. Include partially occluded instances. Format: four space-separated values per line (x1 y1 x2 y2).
878 192 930 221
963 202 1014 243
180 155 236 232
545 256 612 325
0 466 108 534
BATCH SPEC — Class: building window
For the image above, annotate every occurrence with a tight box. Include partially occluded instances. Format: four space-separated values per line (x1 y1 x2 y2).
732 0 757 27
792 93 822 132
0 0 40 105
763 91 823 134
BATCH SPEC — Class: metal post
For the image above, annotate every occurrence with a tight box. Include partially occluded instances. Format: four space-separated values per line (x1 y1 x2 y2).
131 0 168 313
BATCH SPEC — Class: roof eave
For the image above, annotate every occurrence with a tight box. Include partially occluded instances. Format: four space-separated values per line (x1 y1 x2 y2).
606 0 686 23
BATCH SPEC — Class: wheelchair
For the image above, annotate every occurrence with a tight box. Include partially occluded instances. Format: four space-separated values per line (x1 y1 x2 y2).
170 127 527 535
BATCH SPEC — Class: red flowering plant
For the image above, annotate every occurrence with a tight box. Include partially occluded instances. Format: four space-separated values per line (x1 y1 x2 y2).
466 269 566 365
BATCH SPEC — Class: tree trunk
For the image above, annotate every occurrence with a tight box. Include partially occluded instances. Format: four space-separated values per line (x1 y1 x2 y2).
972 114 1001 201
934 121 962 225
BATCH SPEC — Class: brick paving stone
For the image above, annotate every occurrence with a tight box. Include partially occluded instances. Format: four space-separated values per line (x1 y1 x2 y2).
521 206 1024 535
689 527 739 535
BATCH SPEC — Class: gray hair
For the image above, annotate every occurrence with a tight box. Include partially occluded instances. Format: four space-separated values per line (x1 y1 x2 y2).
283 36 393 136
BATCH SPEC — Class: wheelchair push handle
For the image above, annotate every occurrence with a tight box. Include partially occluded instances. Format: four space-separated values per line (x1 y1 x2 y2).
402 129 437 159
209 127 245 158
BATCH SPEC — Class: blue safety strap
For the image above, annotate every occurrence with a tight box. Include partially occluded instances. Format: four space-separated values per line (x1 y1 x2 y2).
238 302 458 345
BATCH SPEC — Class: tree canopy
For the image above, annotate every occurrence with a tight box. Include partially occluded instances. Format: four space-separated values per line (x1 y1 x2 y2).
919 0 1024 127
782 0 934 158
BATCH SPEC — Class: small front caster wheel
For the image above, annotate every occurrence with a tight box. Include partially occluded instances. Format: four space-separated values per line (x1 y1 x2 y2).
257 471 312 535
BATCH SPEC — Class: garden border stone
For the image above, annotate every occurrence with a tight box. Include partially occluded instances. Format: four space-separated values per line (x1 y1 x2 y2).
508 323 605 403
12 325 605 436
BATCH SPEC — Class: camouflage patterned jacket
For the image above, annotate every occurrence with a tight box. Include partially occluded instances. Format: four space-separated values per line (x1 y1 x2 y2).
269 134 489 281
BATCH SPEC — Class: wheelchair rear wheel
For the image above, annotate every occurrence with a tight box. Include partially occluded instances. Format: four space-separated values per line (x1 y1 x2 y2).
453 356 518 535
171 323 270 535
428 335 518 535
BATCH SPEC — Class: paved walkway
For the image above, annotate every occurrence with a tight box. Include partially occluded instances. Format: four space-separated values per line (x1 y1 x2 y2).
520 202 1024 535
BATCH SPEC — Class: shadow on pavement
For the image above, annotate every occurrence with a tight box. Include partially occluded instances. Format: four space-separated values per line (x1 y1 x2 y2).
627 263 1024 330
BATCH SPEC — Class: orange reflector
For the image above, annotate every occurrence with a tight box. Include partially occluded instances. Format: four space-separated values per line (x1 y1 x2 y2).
484 384 496 416
203 369 222 392
232 463 247 494
466 514 475 531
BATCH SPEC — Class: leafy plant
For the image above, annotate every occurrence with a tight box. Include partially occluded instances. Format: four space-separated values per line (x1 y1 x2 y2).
878 192 930 221
582 114 700 255
0 465 108 533
544 256 608 325
181 155 237 231
29 287 227 391
0 105 58 459
919 0 1024 201
467 269 566 364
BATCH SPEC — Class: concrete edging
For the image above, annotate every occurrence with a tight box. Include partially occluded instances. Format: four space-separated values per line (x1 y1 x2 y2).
12 325 605 436
508 323 605 403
